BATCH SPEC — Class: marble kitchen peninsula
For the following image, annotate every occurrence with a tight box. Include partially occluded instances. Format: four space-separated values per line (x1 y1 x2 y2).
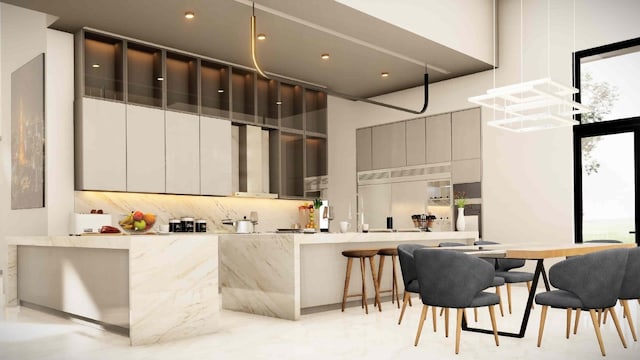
5 234 219 346
220 231 478 320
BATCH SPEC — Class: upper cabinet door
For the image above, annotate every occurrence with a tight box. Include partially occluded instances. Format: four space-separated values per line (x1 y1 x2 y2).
77 98 127 191
406 118 426 166
452 108 481 160
126 104 165 193
372 122 406 169
201 116 232 196
426 113 452 164
356 127 372 171
166 111 200 194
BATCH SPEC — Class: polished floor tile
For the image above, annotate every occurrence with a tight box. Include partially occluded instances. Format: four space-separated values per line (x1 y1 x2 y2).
1 284 639 360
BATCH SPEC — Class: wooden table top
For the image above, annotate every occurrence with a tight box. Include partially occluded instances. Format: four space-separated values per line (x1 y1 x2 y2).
440 242 636 259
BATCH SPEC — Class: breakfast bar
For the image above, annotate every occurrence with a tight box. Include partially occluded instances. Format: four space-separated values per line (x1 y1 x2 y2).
219 231 478 320
5 235 220 346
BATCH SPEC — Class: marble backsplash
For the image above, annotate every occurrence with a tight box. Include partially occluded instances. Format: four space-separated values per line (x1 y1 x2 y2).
75 191 310 233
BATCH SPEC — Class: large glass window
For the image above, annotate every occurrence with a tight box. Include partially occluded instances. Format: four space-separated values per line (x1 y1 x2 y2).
574 37 640 245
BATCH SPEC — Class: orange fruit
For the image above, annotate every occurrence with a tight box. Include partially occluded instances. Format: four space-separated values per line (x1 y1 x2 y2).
143 213 156 226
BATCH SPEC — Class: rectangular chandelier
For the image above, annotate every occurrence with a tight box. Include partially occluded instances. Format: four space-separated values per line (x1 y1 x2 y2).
468 78 590 133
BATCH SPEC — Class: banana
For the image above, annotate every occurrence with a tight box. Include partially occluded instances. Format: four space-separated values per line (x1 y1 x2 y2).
119 212 134 226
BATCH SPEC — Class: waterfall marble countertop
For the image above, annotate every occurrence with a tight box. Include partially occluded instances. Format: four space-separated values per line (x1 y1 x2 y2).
220 231 478 320
5 234 219 346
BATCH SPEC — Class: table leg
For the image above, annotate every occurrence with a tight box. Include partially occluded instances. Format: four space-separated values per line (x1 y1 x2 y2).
462 259 546 338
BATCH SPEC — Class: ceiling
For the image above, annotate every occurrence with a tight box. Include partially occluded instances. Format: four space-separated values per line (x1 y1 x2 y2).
4 0 493 99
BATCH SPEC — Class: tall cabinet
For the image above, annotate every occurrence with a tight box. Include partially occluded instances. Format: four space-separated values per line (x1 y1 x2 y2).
75 28 327 199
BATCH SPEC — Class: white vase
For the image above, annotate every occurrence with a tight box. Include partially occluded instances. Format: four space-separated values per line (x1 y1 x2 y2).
456 207 466 231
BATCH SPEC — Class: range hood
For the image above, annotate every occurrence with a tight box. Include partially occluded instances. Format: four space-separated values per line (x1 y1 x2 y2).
235 125 278 199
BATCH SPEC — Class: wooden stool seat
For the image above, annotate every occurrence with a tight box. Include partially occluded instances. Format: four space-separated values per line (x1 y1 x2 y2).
341 249 382 314
342 249 379 258
377 247 401 308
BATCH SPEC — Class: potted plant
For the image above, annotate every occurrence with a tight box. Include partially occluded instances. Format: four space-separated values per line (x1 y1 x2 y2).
454 191 466 231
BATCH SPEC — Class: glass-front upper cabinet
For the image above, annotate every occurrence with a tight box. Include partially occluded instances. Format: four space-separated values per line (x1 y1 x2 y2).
304 89 327 134
166 51 197 113
281 82 303 130
127 42 163 108
201 60 230 118
231 68 255 122
83 32 124 101
257 76 279 127
305 136 327 177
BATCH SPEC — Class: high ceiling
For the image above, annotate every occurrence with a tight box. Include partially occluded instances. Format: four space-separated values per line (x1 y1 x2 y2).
4 0 493 99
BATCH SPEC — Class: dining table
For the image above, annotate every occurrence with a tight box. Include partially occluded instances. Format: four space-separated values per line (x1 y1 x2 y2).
442 242 637 338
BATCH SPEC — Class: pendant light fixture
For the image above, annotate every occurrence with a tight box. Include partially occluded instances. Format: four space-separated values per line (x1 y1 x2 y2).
468 0 589 132
247 1 429 115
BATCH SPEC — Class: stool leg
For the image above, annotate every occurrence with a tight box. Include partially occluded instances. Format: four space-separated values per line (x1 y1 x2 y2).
369 256 382 312
377 254 385 289
392 255 400 308
360 257 368 314
341 258 353 312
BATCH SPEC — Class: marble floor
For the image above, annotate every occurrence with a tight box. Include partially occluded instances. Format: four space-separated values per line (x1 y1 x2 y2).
0 282 638 360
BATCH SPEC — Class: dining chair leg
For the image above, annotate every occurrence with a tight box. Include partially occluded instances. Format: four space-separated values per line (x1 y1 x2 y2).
445 308 450 338
398 291 410 325
603 307 609 324
341 258 353 312
597 308 603 325
360 258 368 314
608 307 627 348
414 305 428 346
368 256 382 312
474 308 478 322
537 305 549 347
574 308 581 334
455 308 464 354
440 307 445 317
432 306 437 332
621 299 638 342
496 286 504 316
566 309 573 339
589 309 607 356
506 283 514 314
488 305 499 347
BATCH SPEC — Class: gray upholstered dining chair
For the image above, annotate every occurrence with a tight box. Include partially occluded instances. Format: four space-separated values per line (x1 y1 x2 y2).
535 248 629 357
397 244 432 326
413 248 500 354
438 242 505 319
476 240 535 314
618 246 640 342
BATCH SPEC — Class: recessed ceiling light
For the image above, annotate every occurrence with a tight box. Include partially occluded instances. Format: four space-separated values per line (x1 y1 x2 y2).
381 72 389 78
156 77 164 81
320 53 330 60
218 89 225 93
276 101 282 105
257 33 266 41
91 64 100 68
184 11 195 20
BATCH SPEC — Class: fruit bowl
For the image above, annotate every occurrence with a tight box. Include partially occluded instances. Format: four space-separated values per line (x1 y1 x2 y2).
118 210 157 234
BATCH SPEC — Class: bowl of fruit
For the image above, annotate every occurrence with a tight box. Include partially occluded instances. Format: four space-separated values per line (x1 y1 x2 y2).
119 210 157 234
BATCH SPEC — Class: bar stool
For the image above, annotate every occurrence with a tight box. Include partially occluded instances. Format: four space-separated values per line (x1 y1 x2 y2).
377 248 401 308
341 249 382 314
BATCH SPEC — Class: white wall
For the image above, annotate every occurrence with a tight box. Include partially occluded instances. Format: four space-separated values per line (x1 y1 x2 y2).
336 0 495 64
327 0 640 253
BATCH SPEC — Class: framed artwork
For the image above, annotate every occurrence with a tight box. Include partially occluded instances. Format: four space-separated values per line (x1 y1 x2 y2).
11 53 45 209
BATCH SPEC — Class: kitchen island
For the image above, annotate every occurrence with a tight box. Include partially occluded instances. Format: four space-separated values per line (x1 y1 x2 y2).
5 234 219 346
220 231 478 320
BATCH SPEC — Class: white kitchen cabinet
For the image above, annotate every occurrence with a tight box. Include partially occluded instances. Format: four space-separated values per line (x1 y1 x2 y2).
426 113 451 164
356 127 372 171
372 122 406 169
201 116 232 196
406 118 426 166
452 158 482 184
165 111 200 194
452 108 481 160
76 98 127 191
126 104 165 193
